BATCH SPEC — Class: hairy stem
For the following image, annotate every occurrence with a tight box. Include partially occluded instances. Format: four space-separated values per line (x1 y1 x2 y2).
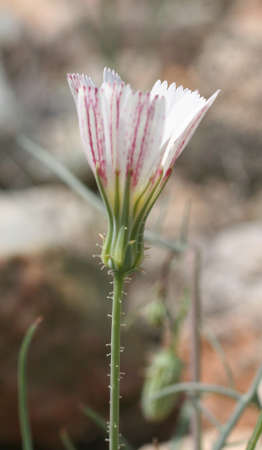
110 272 125 450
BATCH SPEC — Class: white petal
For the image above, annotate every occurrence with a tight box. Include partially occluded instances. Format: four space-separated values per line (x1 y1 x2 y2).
162 88 206 144
151 80 188 114
118 91 166 189
77 86 108 180
151 80 208 146
134 95 166 190
117 90 147 183
162 90 220 171
99 81 132 181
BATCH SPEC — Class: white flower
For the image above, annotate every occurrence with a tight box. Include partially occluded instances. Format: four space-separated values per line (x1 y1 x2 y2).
68 68 219 272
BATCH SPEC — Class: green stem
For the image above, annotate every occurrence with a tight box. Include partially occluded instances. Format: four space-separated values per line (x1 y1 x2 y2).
153 382 242 402
110 272 125 450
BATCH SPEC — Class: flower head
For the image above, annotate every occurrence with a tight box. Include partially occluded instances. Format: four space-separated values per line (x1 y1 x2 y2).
68 68 219 273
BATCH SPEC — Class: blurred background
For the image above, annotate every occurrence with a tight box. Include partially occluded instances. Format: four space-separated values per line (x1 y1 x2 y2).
0 0 262 449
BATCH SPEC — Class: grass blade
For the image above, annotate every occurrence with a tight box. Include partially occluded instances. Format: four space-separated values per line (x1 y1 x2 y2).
18 317 42 450
81 404 134 450
60 429 77 450
81 404 107 432
246 411 262 450
17 135 104 212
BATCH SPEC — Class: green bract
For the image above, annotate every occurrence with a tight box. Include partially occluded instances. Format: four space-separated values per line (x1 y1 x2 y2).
97 167 168 273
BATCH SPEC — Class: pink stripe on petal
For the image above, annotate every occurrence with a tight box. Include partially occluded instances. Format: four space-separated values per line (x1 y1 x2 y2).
107 82 124 171
132 96 156 186
127 92 144 172
68 73 95 103
93 91 103 163
109 83 116 168
116 83 124 130
84 94 97 168
114 84 124 169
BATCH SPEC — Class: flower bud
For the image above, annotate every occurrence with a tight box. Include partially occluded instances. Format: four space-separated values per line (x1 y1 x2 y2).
141 348 182 422
144 299 167 327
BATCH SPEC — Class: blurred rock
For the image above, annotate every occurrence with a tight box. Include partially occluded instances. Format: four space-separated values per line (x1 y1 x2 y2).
2 0 81 42
0 8 22 46
154 220 262 336
181 0 262 190
200 221 262 331
0 61 21 138
0 186 180 448
0 186 102 257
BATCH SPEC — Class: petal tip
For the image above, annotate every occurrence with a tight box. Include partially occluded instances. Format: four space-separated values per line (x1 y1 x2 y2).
103 67 122 85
